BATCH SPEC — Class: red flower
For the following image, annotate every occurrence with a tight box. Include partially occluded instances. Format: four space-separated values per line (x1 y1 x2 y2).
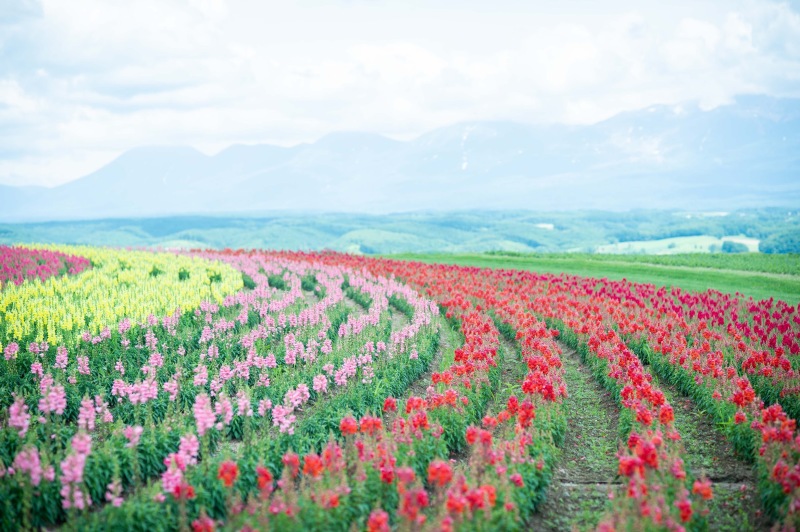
427 459 453 487
360 415 383 435
324 492 340 508
303 453 324 478
367 509 390 532
380 466 394 484
507 395 519 414
509 473 524 487
282 452 300 478
466 425 479 445
734 410 747 424
658 404 674 425
692 478 713 500
397 466 416 484
481 484 497 507
410 411 429 431
172 482 196 500
217 460 238 488
447 491 467 513
383 397 397 413
339 416 358 435
192 514 216 532
518 400 536 428
675 498 693 523
256 465 273 490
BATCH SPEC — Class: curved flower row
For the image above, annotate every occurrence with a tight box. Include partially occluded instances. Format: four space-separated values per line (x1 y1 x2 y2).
266 252 723 529
0 245 91 287
136 270 569 531
0 249 438 530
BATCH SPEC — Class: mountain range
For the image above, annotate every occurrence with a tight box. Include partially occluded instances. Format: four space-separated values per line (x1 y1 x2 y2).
1 95 798 222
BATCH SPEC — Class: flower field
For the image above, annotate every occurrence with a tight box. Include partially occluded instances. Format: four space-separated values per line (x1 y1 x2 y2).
1 245 799 531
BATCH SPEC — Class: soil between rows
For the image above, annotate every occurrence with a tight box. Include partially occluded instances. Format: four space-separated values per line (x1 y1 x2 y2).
530 341 771 531
529 344 620 531
650 374 769 531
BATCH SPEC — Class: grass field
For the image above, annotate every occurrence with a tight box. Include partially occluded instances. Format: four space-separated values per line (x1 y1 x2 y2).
387 252 800 304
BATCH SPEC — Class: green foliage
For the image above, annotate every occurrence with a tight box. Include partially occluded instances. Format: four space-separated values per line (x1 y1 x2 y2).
267 274 287 290
760 230 800 254
241 273 256 290
388 294 415 320
344 285 372 310
300 273 317 292
721 240 750 253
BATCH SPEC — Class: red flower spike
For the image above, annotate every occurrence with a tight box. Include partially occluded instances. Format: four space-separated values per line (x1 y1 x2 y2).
217 460 238 488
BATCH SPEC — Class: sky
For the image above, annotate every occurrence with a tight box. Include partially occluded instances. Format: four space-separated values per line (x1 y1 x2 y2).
1 0 799 187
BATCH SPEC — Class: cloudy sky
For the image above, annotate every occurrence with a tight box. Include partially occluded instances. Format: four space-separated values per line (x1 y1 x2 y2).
1 0 799 187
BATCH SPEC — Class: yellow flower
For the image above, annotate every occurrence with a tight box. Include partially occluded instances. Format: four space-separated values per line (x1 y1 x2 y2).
1 245 242 346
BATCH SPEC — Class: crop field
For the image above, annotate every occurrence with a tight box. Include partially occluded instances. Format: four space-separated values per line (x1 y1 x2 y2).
1 245 800 531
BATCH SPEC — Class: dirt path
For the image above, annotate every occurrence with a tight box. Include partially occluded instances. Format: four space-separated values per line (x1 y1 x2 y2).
654 376 770 531
529 343 621 531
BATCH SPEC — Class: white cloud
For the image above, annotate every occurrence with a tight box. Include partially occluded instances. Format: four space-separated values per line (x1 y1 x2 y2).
0 0 799 186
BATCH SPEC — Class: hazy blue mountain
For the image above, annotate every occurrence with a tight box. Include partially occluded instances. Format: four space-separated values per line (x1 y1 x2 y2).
1 95 798 222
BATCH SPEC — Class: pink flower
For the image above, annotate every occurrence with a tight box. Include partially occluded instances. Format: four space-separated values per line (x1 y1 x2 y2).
148 351 164 368
272 405 296 435
193 393 215 437
72 432 92 455
78 397 96 431
105 480 123 507
178 434 200 465
284 384 310 408
54 347 69 370
258 398 272 417
164 374 180 402
13 447 43 486
59 433 92 510
8 395 30 437
214 396 234 427
4 342 19 360
193 365 209 387
77 356 90 375
38 381 67 416
123 425 144 448
160 457 184 494
313 374 328 394
236 391 253 417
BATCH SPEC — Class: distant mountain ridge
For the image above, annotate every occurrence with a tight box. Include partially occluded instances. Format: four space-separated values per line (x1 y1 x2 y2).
2 95 799 222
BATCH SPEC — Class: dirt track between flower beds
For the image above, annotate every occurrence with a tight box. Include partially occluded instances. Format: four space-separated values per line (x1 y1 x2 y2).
529 343 621 531
531 342 772 531
652 374 770 531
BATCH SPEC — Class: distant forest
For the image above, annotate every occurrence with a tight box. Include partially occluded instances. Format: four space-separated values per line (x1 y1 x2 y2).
0 208 798 254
